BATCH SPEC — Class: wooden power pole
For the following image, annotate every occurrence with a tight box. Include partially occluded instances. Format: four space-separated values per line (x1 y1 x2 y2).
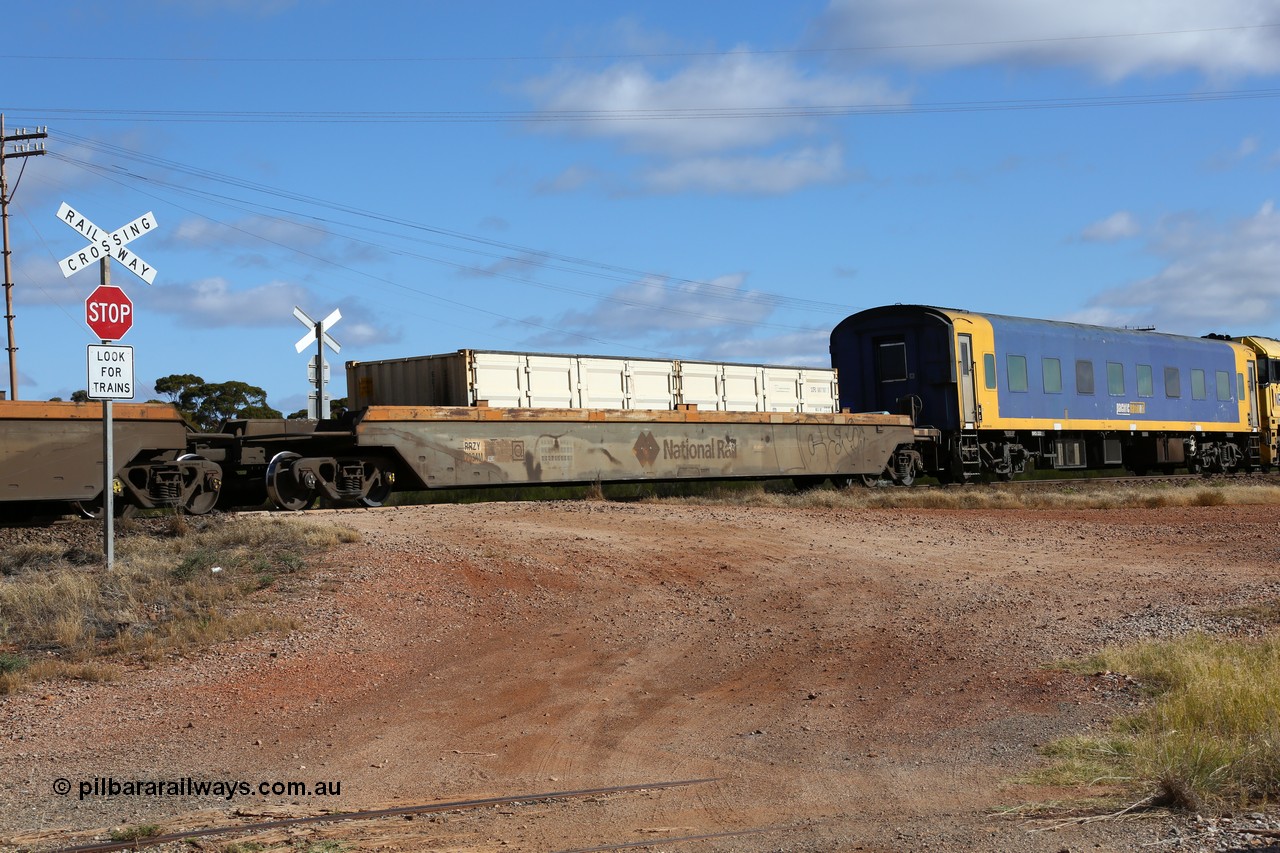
1 114 48 400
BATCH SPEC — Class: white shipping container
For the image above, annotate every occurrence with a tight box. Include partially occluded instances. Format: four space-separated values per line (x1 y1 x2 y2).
719 364 764 411
577 358 628 409
346 350 838 413
627 360 676 410
675 361 724 410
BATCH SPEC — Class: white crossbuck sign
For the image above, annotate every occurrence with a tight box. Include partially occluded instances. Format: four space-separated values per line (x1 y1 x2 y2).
293 306 342 354
56 203 158 285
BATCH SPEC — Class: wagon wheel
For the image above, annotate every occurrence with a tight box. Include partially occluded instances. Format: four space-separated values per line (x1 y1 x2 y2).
265 451 316 512
358 466 395 508
177 454 221 516
895 466 916 487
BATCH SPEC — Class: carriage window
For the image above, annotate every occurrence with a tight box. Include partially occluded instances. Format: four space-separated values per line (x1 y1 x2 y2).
983 353 996 389
1217 371 1232 401
1042 357 1062 393
1164 367 1181 398
1107 362 1125 396
877 341 908 382
1238 372 1246 400
1075 360 1095 395
1007 354 1028 392
1191 369 1206 400
1137 364 1153 397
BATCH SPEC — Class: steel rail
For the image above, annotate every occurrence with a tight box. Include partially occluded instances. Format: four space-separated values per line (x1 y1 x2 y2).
556 822 805 852
51 777 718 853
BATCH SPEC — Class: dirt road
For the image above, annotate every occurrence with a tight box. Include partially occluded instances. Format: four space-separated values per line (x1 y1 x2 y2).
2 500 1276 851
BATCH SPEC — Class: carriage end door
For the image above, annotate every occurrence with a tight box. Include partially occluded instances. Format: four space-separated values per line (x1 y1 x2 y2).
958 334 977 429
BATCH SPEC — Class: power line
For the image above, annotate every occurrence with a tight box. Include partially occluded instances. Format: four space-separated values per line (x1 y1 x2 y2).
5 87 1278 126
0 23 1275 63
47 130 856 316
50 151 826 337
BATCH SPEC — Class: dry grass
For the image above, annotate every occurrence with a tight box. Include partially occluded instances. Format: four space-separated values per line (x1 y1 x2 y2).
1039 633 1280 813
0 516 360 694
647 481 1280 511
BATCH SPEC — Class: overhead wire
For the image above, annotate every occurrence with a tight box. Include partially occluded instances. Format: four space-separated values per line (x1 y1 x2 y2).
46 154 790 358
54 152 821 339
0 22 1275 63
7 87 1280 124
10 20 1269 364
49 129 856 316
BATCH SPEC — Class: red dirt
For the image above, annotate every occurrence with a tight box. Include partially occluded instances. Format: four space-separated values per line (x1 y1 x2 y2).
2 500 1277 852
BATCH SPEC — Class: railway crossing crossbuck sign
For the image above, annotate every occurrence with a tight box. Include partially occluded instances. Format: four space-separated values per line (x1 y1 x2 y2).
56 203 158 285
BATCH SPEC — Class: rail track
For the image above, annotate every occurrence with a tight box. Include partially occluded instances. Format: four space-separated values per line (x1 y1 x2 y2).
982 470 1280 490
52 778 719 853
5 469 1279 530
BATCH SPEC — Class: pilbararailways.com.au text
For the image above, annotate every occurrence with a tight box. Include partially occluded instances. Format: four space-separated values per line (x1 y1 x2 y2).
52 777 343 801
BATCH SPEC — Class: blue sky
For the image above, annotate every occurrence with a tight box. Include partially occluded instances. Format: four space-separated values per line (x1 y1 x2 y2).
2 0 1278 413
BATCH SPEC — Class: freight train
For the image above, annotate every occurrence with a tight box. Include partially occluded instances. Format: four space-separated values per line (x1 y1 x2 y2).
0 351 929 518
1 305 1275 517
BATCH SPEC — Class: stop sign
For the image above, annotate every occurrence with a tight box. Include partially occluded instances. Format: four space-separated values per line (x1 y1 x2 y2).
85 285 134 341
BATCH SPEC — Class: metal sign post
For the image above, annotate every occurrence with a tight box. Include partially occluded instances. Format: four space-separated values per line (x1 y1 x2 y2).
293 306 341 419
97 259 114 567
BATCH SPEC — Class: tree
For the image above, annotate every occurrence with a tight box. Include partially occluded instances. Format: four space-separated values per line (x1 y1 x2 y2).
49 390 90 402
286 397 349 420
153 374 282 431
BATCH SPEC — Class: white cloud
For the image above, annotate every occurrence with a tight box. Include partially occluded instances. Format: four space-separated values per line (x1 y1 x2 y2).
459 252 549 280
642 144 850 195
1069 200 1280 333
168 216 328 251
694 328 831 365
811 0 1280 80
144 276 402 345
1207 135 1271 171
1081 210 1141 242
524 273 779 350
339 317 402 348
148 277 311 327
536 165 605 195
525 52 904 157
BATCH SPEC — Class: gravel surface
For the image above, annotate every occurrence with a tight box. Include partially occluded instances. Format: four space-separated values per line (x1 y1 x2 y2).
1 501 1277 852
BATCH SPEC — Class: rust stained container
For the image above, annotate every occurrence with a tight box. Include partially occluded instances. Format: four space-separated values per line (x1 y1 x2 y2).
346 350 839 413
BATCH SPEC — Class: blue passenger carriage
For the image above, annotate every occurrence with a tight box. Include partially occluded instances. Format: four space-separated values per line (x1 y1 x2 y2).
830 305 1262 481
